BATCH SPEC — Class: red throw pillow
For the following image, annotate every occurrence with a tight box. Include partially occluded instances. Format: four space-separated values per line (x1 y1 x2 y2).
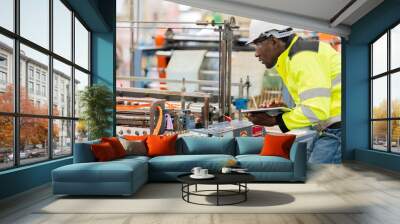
260 134 296 159
146 134 178 157
91 142 117 161
101 137 126 158
123 135 148 141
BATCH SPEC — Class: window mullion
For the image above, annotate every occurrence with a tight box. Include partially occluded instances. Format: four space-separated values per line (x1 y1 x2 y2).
48 0 54 160
13 0 20 167
388 30 391 152
370 45 373 149
71 10 76 154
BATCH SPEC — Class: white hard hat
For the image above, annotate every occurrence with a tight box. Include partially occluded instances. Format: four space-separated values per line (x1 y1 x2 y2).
247 20 294 45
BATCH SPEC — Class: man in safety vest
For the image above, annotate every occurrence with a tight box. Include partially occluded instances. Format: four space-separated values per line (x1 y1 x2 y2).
247 27 342 163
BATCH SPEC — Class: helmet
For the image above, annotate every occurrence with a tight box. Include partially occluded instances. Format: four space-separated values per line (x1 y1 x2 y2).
247 20 294 45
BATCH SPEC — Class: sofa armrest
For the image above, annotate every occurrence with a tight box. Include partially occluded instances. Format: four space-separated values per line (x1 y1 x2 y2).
290 142 307 181
73 140 100 163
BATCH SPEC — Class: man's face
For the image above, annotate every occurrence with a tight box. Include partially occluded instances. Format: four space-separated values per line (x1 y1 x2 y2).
254 38 280 69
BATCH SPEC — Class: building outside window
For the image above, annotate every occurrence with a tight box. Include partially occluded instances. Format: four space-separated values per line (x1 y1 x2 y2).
0 54 7 90
54 88 58 103
35 83 40 95
28 66 34 80
0 0 91 170
41 85 46 97
0 71 6 84
28 81 34 94
0 71 7 92
370 23 400 153
0 54 7 67
41 73 46 83
35 70 40 81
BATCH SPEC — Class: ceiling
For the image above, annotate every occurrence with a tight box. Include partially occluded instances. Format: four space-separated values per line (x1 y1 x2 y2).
167 0 384 37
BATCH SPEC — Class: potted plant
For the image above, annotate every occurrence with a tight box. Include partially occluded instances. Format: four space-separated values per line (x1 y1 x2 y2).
79 84 114 140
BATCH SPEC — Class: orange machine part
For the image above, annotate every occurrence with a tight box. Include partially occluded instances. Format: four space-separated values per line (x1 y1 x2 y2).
152 106 164 135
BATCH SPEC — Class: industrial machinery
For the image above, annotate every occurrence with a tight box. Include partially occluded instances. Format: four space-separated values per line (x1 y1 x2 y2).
116 16 257 136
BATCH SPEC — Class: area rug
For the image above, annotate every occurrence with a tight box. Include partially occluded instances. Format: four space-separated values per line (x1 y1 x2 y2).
37 183 362 214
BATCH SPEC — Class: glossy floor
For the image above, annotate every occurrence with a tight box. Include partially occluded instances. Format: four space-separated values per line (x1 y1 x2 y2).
1 162 400 224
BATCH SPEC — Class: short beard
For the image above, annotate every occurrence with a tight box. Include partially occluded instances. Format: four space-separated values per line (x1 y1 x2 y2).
266 58 278 69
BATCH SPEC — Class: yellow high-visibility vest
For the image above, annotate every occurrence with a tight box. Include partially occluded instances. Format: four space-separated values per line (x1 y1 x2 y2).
275 35 341 131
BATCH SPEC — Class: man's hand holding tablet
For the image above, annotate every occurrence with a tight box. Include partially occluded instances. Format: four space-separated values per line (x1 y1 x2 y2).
244 99 290 126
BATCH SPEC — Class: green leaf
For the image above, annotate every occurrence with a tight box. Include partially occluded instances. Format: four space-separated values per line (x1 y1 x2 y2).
79 84 114 140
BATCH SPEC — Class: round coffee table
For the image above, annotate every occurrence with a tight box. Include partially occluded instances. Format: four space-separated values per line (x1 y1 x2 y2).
177 173 255 206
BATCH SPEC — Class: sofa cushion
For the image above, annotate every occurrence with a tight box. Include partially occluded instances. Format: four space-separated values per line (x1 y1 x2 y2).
147 135 178 157
120 138 147 156
91 142 118 161
236 155 293 172
177 137 235 155
260 134 296 159
148 154 235 172
235 137 264 155
101 137 127 158
53 158 147 183
123 135 148 141
73 139 100 163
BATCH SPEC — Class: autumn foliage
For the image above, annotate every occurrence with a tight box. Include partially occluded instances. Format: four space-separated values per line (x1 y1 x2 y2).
372 99 400 141
0 85 59 151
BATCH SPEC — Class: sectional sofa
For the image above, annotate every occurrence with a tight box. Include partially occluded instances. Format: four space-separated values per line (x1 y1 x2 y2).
52 136 307 196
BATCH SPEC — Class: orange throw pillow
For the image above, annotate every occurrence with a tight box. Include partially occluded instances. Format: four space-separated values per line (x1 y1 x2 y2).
260 134 296 159
101 137 127 158
123 135 148 141
146 135 178 157
91 142 117 161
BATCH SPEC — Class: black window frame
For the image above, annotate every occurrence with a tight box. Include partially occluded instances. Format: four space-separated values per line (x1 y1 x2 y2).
0 0 92 171
370 21 400 154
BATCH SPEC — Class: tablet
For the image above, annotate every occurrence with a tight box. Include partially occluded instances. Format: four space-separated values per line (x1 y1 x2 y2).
242 107 292 116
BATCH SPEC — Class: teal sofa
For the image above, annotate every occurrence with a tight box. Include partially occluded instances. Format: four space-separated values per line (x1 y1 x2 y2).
52 137 307 196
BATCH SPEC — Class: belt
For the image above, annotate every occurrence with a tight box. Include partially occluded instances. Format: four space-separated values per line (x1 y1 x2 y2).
313 115 341 132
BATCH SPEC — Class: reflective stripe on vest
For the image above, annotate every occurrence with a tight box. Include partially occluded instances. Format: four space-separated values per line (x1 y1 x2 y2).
301 104 320 123
299 88 331 102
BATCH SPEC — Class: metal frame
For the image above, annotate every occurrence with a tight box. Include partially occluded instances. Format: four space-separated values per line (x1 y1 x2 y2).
0 0 92 171
181 183 249 206
370 22 400 154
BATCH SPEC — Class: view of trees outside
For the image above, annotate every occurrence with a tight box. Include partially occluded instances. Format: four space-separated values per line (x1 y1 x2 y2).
75 120 88 143
53 119 72 158
0 115 13 169
0 85 64 168
371 25 400 153
372 99 400 152
391 73 400 118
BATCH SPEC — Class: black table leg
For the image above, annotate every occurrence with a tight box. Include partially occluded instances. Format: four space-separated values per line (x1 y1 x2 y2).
187 184 190 202
179 182 251 206
216 184 219 206
181 183 183 199
245 183 247 201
